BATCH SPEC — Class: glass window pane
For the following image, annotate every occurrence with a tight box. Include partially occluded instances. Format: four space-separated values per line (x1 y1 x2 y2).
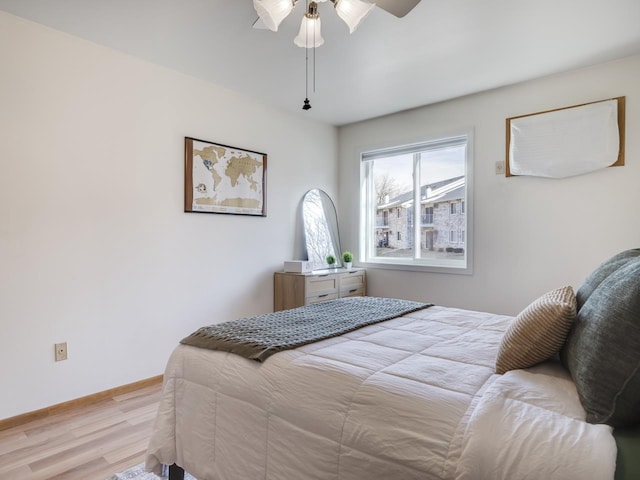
371 155 414 259
361 134 471 273
417 144 466 262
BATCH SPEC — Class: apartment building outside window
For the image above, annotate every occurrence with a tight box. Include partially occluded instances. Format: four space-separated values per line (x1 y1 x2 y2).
360 132 473 273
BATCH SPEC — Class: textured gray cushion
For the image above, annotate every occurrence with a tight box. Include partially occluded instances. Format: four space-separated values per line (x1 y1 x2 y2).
495 286 576 374
576 248 640 310
562 258 640 427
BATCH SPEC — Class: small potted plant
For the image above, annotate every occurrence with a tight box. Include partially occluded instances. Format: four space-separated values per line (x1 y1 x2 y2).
326 254 336 267
342 251 353 270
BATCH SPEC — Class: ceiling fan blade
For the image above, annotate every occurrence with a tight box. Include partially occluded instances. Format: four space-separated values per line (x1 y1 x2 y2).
375 0 421 18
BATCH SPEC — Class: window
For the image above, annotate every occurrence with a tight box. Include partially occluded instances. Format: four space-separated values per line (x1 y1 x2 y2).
424 206 433 224
360 132 472 273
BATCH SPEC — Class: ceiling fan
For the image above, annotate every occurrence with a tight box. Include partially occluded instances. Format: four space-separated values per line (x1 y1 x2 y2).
372 0 422 18
252 0 421 111
252 0 422 34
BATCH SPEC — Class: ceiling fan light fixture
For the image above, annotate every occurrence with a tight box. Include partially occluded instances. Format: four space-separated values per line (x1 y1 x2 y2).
293 2 325 48
253 0 297 32
332 0 375 34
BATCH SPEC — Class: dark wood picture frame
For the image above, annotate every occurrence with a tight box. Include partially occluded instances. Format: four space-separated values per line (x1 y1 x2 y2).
184 137 267 216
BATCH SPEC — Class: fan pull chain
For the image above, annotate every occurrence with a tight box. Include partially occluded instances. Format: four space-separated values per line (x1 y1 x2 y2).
303 44 311 110
302 0 312 110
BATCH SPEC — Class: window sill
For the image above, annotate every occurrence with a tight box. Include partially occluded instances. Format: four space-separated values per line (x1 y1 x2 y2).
358 258 473 275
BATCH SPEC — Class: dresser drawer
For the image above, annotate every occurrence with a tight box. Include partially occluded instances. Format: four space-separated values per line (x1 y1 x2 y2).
339 270 365 292
306 292 340 305
305 274 338 297
340 286 365 298
274 269 366 311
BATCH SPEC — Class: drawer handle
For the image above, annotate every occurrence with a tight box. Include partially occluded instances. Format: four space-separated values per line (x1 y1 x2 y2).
348 271 358 274
318 294 329 298
349 289 358 293
317 274 329 278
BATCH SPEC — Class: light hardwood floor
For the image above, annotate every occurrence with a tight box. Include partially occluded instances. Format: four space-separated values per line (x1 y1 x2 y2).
0 382 162 480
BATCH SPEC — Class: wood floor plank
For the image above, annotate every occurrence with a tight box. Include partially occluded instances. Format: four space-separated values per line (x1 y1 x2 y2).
29 420 152 472
64 403 125 431
103 434 152 464
0 382 162 480
0 427 28 442
42 456 110 480
0 464 33 480
121 404 160 426
100 453 147 479
0 431 30 455
115 391 162 414
3 421 127 473
21 400 117 438
113 383 163 402
70 409 138 438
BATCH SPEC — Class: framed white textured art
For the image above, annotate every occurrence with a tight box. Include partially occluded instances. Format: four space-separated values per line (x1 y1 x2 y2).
506 97 625 178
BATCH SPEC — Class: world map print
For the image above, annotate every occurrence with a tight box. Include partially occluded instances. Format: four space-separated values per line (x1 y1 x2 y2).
189 139 265 215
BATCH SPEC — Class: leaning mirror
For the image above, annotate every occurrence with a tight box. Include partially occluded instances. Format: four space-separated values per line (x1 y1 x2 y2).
302 189 342 269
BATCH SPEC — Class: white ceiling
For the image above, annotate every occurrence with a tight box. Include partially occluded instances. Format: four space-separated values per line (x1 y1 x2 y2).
2 0 640 126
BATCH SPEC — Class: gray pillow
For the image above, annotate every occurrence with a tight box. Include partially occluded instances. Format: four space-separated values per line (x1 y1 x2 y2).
562 258 640 427
575 248 640 310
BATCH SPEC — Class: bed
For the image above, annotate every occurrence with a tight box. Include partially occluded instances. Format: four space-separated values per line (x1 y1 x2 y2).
145 249 640 480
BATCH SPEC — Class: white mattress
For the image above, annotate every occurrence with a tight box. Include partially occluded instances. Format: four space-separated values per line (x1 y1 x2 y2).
145 305 616 480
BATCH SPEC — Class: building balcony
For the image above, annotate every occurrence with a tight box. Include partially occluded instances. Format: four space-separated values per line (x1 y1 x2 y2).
407 214 434 227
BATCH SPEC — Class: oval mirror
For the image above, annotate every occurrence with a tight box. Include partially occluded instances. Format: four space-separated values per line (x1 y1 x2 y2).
302 189 342 269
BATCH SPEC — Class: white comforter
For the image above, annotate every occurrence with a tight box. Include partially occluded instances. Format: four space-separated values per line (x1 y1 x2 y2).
145 306 616 480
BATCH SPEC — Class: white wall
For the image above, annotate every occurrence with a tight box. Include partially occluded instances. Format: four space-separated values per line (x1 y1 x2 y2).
339 55 640 316
0 12 338 419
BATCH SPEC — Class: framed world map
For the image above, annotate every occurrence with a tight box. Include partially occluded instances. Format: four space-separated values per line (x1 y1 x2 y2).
184 137 267 216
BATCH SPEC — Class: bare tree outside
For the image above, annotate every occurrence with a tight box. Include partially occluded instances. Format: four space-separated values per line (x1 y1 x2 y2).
365 142 468 268
302 190 341 268
374 173 401 205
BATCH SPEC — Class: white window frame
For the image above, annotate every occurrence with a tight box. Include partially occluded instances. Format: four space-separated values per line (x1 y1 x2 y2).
359 130 474 274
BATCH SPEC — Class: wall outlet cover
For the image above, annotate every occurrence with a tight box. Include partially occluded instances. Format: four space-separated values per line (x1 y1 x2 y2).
55 342 68 361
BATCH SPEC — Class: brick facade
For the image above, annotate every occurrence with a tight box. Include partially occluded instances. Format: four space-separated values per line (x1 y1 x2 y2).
376 177 465 253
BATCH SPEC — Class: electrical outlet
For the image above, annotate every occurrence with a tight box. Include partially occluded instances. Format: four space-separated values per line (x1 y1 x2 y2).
55 342 68 361
495 161 505 175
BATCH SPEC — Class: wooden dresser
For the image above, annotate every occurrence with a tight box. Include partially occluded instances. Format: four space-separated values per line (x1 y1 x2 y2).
274 268 366 311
